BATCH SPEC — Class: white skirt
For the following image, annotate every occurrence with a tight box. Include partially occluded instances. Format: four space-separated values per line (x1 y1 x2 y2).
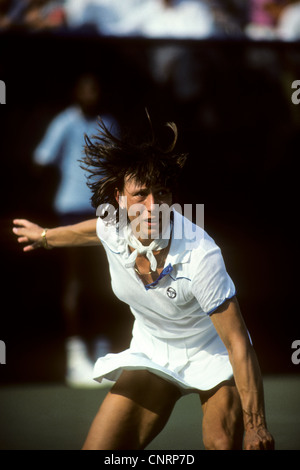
93 322 233 395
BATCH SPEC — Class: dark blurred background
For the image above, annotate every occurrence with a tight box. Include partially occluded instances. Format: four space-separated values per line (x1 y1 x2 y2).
0 0 299 385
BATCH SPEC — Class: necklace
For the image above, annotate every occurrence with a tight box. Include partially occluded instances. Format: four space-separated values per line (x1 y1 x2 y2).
134 267 153 275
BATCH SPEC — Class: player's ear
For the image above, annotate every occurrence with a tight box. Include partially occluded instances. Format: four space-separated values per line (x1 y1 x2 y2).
114 188 120 204
115 188 126 209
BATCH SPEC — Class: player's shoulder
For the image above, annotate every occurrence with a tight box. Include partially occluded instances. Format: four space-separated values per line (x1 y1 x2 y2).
96 213 122 254
172 209 218 256
51 106 81 127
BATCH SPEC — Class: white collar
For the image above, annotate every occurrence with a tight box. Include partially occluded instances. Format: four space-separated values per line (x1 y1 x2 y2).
122 225 169 271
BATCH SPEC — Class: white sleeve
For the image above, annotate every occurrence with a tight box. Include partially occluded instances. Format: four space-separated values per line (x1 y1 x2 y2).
96 217 120 253
96 216 109 242
191 244 236 315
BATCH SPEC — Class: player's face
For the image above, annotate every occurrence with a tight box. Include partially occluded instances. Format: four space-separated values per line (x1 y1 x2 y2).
115 176 172 243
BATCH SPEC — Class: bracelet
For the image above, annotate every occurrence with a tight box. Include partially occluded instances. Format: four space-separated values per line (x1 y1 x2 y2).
41 228 52 250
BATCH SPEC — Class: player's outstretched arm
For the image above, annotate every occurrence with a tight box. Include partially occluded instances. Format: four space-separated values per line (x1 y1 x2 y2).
12 218 99 252
210 297 275 450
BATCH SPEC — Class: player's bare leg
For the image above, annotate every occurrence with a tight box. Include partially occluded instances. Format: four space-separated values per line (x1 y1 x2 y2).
199 378 244 450
82 370 181 450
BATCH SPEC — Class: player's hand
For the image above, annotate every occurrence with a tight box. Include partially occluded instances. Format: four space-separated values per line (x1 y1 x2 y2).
244 426 275 450
12 219 44 252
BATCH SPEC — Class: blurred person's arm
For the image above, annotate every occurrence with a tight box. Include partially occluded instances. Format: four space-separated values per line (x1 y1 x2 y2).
13 218 99 252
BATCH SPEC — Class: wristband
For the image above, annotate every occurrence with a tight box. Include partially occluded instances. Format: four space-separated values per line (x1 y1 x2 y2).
41 228 52 250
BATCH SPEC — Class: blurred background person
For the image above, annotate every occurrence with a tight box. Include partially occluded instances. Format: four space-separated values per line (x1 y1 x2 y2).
269 0 300 40
33 73 119 387
0 0 13 29
64 0 144 34
246 0 300 39
0 0 66 31
244 0 300 39
245 0 277 38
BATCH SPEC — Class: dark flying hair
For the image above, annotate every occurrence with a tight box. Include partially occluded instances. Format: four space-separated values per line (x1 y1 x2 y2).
80 111 188 210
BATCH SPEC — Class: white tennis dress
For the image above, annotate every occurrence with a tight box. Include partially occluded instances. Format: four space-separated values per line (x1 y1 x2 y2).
93 210 236 394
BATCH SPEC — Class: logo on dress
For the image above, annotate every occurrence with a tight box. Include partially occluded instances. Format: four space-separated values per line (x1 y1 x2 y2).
167 287 177 299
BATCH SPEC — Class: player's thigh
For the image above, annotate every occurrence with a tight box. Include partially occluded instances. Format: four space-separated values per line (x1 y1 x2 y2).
199 378 244 450
82 370 181 450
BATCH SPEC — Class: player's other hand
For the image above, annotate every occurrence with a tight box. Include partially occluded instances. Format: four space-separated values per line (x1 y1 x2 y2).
244 426 275 450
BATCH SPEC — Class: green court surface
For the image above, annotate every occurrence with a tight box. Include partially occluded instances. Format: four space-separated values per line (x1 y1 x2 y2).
0 375 299 450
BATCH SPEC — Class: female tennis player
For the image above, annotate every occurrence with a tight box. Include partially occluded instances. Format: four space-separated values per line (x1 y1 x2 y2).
13 118 274 450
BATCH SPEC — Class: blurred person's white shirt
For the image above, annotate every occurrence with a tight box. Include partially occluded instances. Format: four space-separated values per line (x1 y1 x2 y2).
34 106 117 216
277 2 300 40
64 0 215 38
116 0 215 38
64 0 145 32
